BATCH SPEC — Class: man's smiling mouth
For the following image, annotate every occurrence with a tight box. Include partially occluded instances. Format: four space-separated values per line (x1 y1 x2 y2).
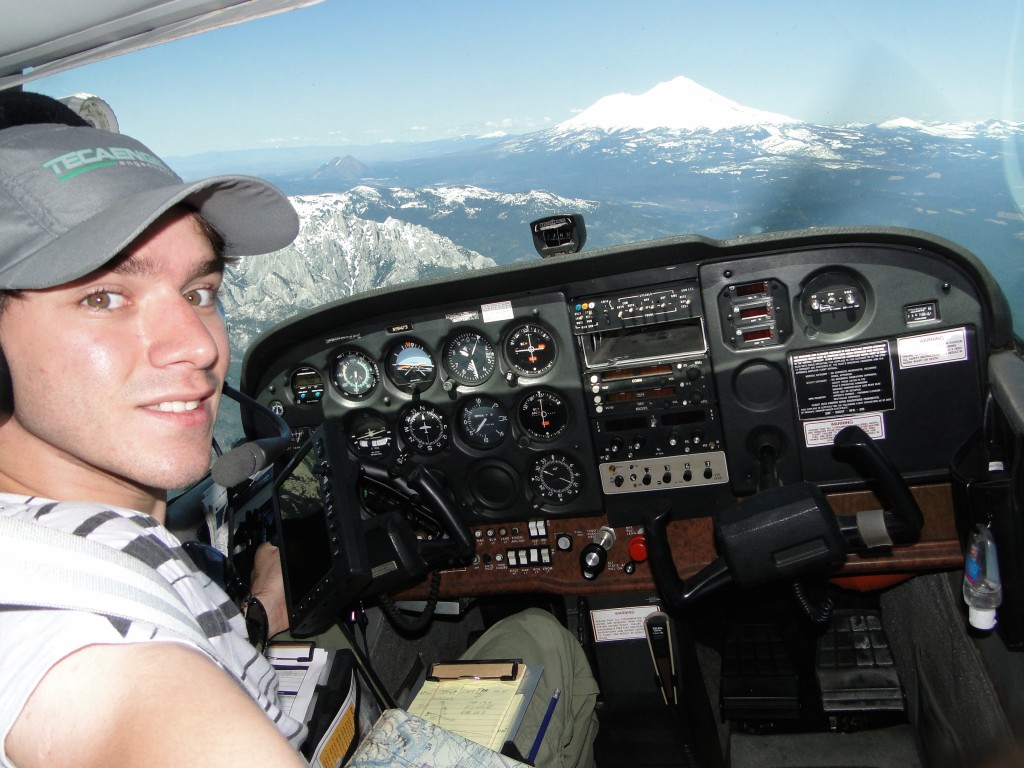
148 400 201 413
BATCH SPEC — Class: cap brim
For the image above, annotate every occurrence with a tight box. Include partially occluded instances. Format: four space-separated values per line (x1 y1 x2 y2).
9 174 298 289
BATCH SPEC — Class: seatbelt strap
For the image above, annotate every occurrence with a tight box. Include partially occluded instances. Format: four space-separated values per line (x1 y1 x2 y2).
0 513 217 657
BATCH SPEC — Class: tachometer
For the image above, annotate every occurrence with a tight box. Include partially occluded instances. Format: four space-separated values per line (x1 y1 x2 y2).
444 331 496 385
400 403 450 454
505 323 557 376
518 389 569 440
457 396 510 449
331 349 378 399
386 339 436 393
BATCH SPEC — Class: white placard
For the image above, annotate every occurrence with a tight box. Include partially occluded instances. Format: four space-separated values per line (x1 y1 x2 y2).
897 327 968 369
590 605 660 643
481 300 514 323
803 412 886 448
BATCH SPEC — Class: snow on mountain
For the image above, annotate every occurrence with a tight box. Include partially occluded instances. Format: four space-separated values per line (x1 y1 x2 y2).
212 76 1024 353
878 117 1022 140
221 198 495 349
294 185 599 220
554 76 800 134
285 185 605 264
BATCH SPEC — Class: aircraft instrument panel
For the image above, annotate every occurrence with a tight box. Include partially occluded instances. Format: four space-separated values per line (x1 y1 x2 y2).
239 228 1010 593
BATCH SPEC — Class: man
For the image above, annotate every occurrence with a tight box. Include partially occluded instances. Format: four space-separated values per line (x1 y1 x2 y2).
0 92 307 767
0 92 599 768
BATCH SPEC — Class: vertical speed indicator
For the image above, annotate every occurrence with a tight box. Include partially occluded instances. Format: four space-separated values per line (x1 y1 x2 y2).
457 396 509 449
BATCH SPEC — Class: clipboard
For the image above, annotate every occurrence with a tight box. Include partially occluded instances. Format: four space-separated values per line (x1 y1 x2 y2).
501 664 541 744
427 658 520 681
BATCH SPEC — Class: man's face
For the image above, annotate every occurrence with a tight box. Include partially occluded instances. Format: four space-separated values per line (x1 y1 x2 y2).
0 210 229 506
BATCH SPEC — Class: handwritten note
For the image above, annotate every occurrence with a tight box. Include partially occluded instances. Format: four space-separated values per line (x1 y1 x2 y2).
408 677 523 750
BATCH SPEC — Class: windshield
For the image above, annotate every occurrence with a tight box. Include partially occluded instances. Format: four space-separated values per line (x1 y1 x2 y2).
28 1 1024 445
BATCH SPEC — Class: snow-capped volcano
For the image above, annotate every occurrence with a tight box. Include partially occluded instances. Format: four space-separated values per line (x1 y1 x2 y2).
554 75 800 133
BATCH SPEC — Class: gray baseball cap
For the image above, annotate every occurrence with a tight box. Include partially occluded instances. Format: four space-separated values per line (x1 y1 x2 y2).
0 123 299 289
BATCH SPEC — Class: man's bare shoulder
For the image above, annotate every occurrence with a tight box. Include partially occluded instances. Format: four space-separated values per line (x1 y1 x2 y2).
7 642 305 768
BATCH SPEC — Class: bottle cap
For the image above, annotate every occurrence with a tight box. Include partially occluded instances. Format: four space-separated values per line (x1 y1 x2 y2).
969 606 997 631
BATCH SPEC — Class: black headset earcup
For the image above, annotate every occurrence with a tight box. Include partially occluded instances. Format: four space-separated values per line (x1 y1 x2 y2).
0 346 12 417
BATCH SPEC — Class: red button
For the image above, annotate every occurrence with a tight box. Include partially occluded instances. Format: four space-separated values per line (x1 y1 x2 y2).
628 535 648 562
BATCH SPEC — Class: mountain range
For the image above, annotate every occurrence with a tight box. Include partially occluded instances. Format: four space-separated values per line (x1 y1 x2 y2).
210 75 1024 376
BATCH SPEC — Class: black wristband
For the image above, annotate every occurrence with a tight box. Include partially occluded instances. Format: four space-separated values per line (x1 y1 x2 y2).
241 594 269 654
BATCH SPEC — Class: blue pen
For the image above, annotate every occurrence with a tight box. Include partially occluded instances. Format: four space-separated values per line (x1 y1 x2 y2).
527 688 561 764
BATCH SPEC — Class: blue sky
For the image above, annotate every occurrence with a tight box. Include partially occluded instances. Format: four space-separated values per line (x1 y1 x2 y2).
32 0 1023 158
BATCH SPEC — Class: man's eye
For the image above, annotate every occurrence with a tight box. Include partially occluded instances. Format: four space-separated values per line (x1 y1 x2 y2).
184 288 217 307
81 292 124 309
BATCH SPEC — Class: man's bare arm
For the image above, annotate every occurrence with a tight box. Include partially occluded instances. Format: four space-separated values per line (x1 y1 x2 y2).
7 642 306 768
249 541 291 638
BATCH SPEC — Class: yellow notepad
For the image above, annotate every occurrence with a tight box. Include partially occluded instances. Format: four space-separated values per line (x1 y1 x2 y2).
407 659 540 751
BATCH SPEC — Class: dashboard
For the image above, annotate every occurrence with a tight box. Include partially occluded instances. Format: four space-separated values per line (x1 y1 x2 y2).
240 227 1012 599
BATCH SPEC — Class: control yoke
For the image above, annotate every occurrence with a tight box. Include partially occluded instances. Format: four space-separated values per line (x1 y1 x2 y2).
359 458 476 570
644 426 924 611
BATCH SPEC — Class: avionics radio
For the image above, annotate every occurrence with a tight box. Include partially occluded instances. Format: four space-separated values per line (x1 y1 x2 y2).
569 281 728 495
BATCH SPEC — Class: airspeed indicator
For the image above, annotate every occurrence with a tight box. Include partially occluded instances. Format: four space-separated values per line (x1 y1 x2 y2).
332 349 378 399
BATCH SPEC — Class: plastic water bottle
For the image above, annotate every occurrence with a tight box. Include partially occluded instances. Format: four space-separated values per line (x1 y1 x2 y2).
963 524 1002 631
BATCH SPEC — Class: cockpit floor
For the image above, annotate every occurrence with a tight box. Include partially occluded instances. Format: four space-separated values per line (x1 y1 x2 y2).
728 725 921 768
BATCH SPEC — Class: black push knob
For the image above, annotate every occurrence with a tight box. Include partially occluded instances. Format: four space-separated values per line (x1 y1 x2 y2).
580 543 608 580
